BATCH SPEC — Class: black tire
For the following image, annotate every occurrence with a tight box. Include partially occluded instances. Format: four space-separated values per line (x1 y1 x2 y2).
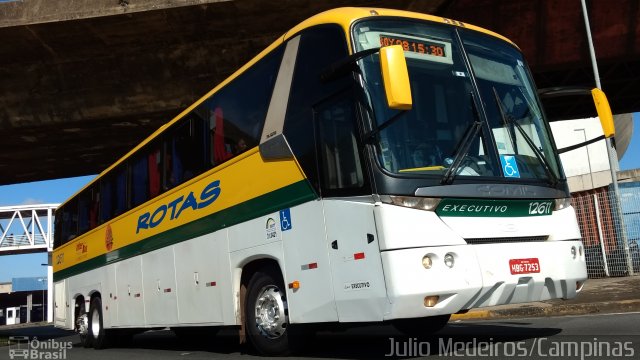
88 297 109 349
245 268 295 356
392 314 451 336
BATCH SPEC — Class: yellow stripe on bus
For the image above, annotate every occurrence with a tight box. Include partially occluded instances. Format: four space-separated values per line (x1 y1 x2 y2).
53 148 306 273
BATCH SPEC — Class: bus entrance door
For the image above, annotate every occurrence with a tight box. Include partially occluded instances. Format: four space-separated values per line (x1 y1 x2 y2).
323 200 387 322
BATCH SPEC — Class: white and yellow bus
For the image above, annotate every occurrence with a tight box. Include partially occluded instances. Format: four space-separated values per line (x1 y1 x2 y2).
53 7 615 355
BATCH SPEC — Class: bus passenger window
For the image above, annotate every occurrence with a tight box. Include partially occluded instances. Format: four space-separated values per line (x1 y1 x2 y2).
148 148 161 197
114 168 127 216
61 200 78 242
77 192 90 234
129 142 161 204
89 188 99 229
131 154 149 207
100 166 128 222
78 187 100 235
211 107 233 164
165 117 208 189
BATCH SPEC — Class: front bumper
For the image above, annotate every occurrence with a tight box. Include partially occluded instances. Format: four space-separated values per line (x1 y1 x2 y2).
381 240 587 320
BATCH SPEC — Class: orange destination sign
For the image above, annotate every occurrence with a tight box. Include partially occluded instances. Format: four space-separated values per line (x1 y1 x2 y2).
379 35 446 57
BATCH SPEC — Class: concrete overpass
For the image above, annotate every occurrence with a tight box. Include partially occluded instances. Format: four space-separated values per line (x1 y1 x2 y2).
0 0 638 185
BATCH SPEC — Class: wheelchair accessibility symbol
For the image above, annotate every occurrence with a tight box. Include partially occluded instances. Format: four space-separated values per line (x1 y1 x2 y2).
280 208 292 231
500 155 521 178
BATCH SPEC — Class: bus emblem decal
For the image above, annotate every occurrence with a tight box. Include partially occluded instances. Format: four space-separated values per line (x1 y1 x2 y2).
266 218 277 240
105 224 114 251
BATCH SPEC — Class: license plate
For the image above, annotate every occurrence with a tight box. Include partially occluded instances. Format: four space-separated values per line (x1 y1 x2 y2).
509 258 540 275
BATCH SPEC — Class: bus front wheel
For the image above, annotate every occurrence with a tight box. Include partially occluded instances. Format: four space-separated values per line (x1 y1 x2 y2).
245 268 293 356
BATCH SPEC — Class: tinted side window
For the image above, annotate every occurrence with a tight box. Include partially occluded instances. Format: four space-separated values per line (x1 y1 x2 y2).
284 26 351 191
131 153 149 207
205 46 284 166
131 140 163 204
164 116 208 190
77 191 90 234
101 166 128 222
59 199 78 243
77 186 101 235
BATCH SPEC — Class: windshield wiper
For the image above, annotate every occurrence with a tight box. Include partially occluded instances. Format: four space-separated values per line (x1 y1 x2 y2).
491 87 558 186
363 110 407 143
441 92 482 185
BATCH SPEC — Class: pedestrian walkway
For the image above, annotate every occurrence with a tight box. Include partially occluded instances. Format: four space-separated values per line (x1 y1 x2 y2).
452 275 640 320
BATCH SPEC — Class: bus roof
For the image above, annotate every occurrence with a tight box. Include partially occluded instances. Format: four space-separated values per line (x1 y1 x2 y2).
59 7 517 208
284 7 516 49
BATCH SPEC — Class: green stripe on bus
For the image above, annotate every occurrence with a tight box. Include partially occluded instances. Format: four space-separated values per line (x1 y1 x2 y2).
435 198 554 217
53 180 316 281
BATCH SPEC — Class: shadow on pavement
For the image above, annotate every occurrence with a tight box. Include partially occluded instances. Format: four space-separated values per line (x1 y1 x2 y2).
124 323 562 358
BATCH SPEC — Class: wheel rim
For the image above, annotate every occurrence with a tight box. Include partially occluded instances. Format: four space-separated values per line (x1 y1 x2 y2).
91 307 100 339
254 285 287 339
76 313 88 336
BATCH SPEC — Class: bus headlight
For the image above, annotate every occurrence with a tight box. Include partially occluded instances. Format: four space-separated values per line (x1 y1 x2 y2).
554 198 572 211
380 195 441 211
571 246 577 259
422 255 433 269
444 253 455 268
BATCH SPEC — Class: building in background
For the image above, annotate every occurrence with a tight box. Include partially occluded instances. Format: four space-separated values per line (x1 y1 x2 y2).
550 113 638 277
0 277 47 326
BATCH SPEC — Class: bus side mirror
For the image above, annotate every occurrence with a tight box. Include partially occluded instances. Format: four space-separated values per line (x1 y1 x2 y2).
538 86 615 138
591 88 615 138
379 45 413 110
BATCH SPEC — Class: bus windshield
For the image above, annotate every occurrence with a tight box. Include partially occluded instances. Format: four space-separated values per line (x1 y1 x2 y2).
353 20 561 183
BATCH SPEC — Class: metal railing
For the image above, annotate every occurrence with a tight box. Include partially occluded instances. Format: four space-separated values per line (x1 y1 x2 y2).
0 204 58 253
572 184 640 278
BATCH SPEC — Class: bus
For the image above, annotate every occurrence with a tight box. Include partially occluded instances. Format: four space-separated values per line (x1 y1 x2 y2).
52 7 615 355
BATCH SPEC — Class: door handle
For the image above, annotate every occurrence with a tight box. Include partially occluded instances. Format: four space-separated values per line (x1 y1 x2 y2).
367 233 374 244
331 240 338 249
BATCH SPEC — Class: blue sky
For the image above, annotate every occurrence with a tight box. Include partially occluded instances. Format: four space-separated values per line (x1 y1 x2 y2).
0 114 639 282
619 113 640 171
0 175 95 282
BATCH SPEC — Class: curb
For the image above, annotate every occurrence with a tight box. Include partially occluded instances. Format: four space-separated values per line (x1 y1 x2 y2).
0 322 49 331
450 300 640 321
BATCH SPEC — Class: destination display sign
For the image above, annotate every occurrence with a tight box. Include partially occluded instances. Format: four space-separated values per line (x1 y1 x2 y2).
379 35 446 57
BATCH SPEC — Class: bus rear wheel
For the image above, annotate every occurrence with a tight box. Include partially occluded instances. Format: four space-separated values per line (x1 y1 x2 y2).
88 297 109 349
245 268 293 356
392 314 451 336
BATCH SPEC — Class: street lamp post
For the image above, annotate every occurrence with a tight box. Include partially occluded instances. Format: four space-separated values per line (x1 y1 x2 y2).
37 277 45 322
40 263 49 323
580 0 634 276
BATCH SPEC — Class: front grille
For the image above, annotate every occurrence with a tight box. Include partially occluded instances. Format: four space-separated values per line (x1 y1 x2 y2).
465 236 549 245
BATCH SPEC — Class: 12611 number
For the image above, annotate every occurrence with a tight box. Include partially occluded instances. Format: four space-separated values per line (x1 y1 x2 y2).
528 201 553 215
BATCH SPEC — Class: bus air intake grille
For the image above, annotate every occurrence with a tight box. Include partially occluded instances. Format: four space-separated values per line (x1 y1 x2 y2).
465 236 549 245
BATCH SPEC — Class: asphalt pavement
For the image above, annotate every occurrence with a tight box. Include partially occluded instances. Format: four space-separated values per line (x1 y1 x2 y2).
1 275 638 333
451 275 640 320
